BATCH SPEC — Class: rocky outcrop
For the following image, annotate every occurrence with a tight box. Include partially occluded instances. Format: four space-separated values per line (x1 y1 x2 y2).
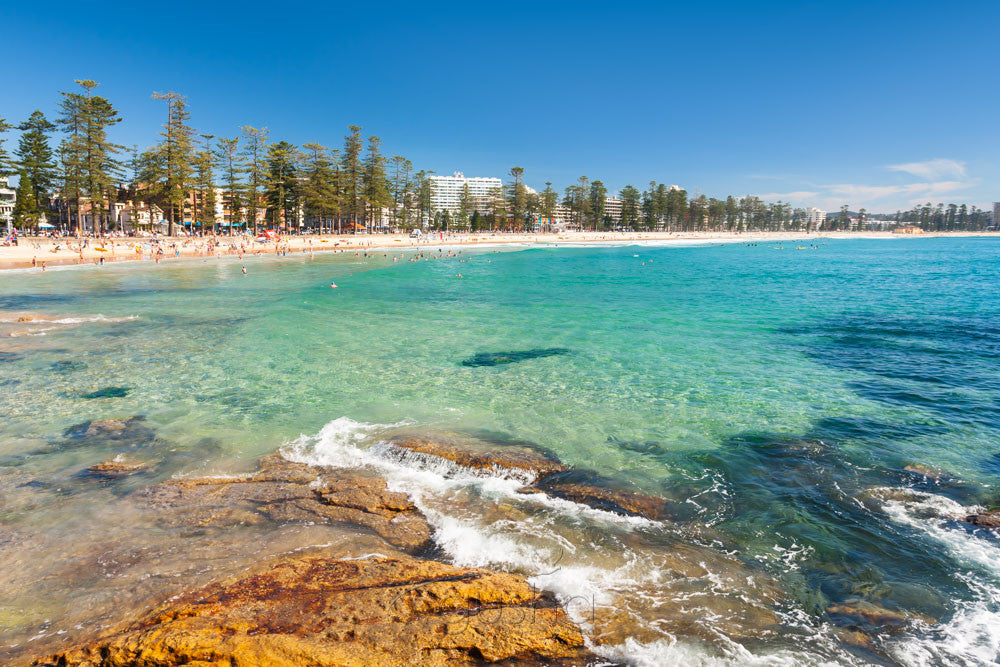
963 508 1000 529
386 435 570 478
524 472 669 520
129 454 432 551
388 434 668 521
36 553 593 666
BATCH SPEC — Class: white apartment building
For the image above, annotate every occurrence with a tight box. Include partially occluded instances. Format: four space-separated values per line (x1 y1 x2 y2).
806 207 826 230
605 197 624 222
429 172 502 214
0 176 15 232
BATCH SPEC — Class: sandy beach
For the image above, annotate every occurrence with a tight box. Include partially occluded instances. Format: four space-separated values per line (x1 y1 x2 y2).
2 230 996 272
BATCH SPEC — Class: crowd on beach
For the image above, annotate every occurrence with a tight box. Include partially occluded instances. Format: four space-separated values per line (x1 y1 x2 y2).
1 229 996 272
0 229 673 271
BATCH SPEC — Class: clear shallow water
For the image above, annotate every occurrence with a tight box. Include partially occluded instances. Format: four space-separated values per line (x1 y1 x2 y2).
1 238 999 665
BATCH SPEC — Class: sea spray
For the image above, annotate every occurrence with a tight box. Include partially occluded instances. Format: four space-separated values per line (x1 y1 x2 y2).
281 417 857 665
879 489 1000 665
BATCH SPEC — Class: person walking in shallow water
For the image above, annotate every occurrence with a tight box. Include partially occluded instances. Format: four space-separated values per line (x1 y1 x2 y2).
242 266 247 276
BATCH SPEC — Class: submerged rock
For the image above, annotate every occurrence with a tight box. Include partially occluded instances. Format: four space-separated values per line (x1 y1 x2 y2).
903 463 953 482
79 386 131 399
826 599 935 635
129 454 432 551
63 415 155 443
83 457 150 480
36 552 592 666
608 436 670 458
386 434 570 478
460 348 570 367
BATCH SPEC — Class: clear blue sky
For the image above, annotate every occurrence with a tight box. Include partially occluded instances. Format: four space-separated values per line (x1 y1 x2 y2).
3 0 998 212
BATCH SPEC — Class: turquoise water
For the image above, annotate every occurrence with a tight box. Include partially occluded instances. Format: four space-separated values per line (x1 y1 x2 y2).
2 238 999 664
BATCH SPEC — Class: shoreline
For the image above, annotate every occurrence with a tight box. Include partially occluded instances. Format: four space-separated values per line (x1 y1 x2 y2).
2 230 996 273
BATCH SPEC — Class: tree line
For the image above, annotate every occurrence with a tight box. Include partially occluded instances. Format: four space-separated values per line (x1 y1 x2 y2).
0 80 431 236
1 80 995 235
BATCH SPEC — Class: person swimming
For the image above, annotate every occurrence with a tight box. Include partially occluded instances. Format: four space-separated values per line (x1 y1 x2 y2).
330 282 338 288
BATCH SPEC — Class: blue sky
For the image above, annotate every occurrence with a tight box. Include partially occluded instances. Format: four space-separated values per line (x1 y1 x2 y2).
2 1 998 212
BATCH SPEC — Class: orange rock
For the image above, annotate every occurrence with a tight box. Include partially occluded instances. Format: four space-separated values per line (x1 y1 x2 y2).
386 434 570 478
37 554 593 666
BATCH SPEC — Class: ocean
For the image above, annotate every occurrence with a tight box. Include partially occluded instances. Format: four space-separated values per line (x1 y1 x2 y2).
1 237 998 665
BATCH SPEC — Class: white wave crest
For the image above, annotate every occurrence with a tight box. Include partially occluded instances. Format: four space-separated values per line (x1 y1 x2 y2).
280 417 858 666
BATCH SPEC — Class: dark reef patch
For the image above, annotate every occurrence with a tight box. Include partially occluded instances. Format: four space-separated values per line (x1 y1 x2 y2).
608 435 671 458
460 347 570 367
51 360 88 374
79 386 131 399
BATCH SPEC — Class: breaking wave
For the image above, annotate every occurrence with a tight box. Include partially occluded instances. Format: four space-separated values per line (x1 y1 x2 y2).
879 490 1000 666
281 417 870 665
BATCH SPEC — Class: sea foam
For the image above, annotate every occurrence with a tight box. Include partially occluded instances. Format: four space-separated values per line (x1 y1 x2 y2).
280 417 855 666
880 489 1000 666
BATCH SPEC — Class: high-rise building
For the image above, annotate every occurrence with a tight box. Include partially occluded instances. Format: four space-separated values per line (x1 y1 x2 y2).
429 172 502 214
806 207 826 230
604 197 624 223
992 202 1000 229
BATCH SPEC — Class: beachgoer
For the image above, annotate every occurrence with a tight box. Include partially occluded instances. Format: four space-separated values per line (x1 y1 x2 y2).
242 266 247 276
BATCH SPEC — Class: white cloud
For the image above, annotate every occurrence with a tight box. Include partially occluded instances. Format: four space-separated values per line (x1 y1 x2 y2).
745 159 979 211
824 180 969 200
886 158 966 180
752 180 974 211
